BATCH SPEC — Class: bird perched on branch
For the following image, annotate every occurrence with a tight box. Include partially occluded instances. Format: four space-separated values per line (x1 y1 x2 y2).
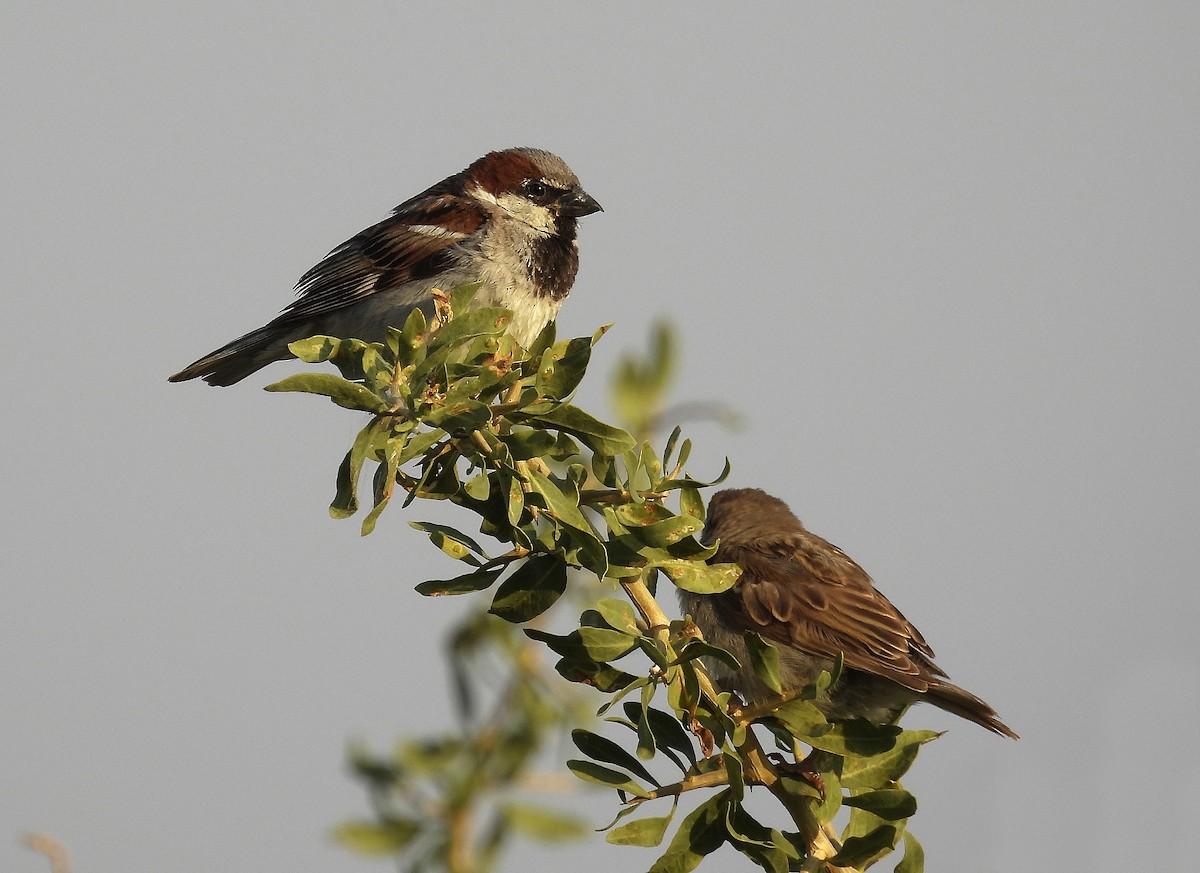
679 487 1017 738
170 147 602 386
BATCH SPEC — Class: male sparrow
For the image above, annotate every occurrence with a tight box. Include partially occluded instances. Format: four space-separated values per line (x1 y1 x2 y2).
170 147 601 386
679 488 1017 738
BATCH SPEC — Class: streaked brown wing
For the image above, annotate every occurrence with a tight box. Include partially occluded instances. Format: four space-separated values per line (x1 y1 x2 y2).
715 530 945 692
278 193 485 321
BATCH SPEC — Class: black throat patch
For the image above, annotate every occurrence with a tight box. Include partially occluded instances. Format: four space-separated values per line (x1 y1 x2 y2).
528 218 580 300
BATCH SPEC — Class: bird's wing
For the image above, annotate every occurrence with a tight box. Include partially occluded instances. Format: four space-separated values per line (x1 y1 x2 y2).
715 531 946 691
277 191 487 321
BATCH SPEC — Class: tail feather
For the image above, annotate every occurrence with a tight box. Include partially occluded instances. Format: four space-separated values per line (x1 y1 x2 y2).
925 680 1019 739
168 324 296 386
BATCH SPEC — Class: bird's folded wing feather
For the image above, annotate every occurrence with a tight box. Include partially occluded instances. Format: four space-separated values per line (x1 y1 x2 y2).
278 194 486 321
716 531 946 691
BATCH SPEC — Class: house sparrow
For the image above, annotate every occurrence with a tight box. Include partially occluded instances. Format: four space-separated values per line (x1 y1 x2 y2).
169 147 601 386
679 488 1017 738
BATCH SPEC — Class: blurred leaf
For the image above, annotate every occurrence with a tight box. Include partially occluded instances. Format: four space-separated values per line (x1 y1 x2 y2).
612 321 676 437
333 819 420 855
498 802 587 842
488 554 568 623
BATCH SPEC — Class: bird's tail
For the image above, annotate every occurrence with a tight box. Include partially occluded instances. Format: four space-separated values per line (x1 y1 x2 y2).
925 680 1019 739
168 323 297 386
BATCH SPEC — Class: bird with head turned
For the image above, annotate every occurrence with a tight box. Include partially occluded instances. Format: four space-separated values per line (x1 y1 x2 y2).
678 487 1017 738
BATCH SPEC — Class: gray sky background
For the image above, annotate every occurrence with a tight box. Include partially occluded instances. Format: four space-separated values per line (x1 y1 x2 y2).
4 3 1198 871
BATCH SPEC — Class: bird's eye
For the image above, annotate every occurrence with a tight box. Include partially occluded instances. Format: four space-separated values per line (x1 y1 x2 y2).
523 180 549 201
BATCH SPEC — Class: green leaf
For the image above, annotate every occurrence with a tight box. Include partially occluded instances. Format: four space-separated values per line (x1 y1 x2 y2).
571 729 659 786
577 626 638 661
674 639 741 672
523 467 608 578
648 790 727 873
409 521 486 562
565 759 650 798
621 514 704 548
840 730 939 789
679 485 704 522
265 372 389 413
623 703 698 768
427 306 512 350
592 598 639 634
843 787 917 821
424 398 492 432
395 427 443 465
360 445 400 536
502 473 525 527
414 566 504 596
791 718 906 757
830 823 899 869
329 418 389 519
519 403 636 456
744 632 782 695
770 698 829 738
332 819 420 855
523 319 556 365
396 306 430 367
606 801 678 847
496 428 557 460
895 831 925 873
659 561 741 594
537 335 594 399
464 472 491 501
488 553 568 622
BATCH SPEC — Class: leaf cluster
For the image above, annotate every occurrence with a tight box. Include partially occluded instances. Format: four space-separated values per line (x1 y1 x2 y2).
270 288 939 872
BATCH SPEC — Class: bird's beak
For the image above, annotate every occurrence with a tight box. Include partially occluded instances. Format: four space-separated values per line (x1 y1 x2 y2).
560 188 603 218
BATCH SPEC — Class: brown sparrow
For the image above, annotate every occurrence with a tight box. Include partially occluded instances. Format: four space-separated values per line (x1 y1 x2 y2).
679 488 1017 738
170 147 601 386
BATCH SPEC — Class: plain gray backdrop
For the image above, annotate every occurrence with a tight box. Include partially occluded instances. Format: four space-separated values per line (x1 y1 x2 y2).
4 3 1197 871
